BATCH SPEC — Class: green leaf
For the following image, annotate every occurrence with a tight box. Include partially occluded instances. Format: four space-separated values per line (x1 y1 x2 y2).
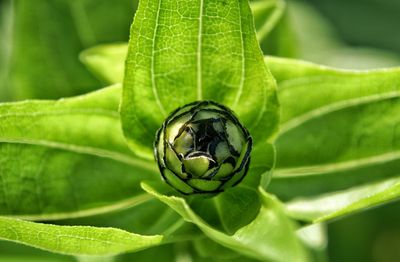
0 216 162 256
251 0 284 42
80 43 128 85
296 223 328 262
121 0 279 159
142 182 309 262
286 177 400 223
252 0 297 57
76 44 400 223
0 0 137 101
0 85 158 220
265 56 400 221
59 198 201 244
80 1 294 85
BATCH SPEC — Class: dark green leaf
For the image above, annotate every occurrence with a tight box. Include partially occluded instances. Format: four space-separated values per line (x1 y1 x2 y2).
287 1 400 69
0 0 137 101
0 241 72 262
303 0 400 54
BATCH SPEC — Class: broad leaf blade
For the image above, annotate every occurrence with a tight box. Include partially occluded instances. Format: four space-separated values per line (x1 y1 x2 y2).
0 85 158 220
121 0 279 159
266 57 400 221
0 217 162 256
142 182 309 262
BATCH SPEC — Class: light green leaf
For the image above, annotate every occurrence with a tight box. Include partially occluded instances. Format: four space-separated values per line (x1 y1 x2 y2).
0 85 158 220
142 182 309 262
252 0 297 57
0 0 13 101
72 43 400 223
60 198 201 244
75 46 400 224
265 56 400 221
286 177 400 223
121 0 279 159
0 216 162 256
269 57 400 191
80 43 128 85
251 0 285 42
80 1 294 85
296 223 328 262
0 0 137 101
80 43 127 85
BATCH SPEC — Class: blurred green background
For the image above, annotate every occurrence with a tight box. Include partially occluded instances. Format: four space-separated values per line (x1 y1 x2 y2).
0 0 399 261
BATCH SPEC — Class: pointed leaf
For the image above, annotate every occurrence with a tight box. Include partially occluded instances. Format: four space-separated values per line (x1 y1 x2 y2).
121 0 279 159
286 176 400 223
0 217 162 256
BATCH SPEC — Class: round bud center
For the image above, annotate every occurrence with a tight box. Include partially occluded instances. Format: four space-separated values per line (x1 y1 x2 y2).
155 101 252 194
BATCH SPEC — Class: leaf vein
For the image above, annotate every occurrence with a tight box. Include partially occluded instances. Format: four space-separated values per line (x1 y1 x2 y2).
151 0 166 115
197 0 204 100
0 138 156 172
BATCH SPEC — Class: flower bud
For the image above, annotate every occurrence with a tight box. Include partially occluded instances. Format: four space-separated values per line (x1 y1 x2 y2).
154 101 252 194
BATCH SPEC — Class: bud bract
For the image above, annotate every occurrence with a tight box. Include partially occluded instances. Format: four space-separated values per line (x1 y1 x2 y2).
154 101 252 194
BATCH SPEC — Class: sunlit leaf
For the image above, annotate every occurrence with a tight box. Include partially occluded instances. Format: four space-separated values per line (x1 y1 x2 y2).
0 217 162 256
121 0 279 159
267 56 400 221
287 177 400 223
0 85 158 220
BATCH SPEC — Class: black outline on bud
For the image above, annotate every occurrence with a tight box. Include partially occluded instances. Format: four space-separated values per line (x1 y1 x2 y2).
154 101 252 195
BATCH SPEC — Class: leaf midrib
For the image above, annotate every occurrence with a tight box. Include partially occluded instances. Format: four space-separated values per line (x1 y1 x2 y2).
275 150 400 178
151 0 166 115
279 91 400 134
197 0 204 100
0 138 156 172
232 0 246 108
0 108 119 119
4 193 153 221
